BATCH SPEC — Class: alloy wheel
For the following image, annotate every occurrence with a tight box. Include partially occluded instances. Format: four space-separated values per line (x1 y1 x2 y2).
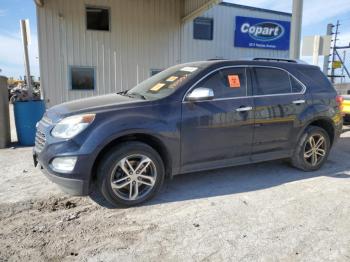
110 154 157 201
303 134 326 166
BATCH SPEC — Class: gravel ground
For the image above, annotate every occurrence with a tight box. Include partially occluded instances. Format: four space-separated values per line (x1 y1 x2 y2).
1 127 350 261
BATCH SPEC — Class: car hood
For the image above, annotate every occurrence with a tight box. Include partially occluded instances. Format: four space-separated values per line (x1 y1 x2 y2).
46 94 142 121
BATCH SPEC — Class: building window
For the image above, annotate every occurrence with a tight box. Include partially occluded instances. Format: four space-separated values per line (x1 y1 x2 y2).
70 66 95 90
150 69 163 76
193 17 213 40
86 6 110 31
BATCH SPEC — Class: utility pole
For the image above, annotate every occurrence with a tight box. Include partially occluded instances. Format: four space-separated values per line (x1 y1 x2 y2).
20 19 33 97
323 23 333 75
341 50 346 84
330 20 340 83
290 0 303 59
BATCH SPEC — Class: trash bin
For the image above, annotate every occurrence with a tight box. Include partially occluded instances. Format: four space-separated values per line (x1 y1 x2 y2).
14 100 46 146
0 76 10 148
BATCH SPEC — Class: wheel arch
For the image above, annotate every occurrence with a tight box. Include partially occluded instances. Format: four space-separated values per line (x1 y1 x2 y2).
90 133 172 182
299 117 336 146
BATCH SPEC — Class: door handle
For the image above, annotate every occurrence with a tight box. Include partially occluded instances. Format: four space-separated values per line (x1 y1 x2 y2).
236 106 253 112
292 100 305 104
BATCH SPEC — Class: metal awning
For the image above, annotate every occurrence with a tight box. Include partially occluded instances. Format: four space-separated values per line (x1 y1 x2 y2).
181 0 221 23
34 0 221 22
34 0 44 7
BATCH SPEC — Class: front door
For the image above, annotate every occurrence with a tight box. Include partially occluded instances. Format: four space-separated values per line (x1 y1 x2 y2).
181 67 254 173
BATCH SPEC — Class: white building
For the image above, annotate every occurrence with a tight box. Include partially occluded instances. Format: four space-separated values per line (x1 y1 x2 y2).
34 0 291 106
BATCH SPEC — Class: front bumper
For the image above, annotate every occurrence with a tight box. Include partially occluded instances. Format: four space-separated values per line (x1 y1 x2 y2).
33 153 90 195
33 116 96 196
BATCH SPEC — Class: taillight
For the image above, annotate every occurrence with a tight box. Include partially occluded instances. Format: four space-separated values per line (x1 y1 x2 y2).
336 95 344 114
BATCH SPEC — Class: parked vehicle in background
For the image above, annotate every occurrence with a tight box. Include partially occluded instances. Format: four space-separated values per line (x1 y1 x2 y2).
340 95 350 124
33 58 343 207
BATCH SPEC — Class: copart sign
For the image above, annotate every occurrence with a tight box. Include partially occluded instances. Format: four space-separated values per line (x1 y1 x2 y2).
234 16 290 50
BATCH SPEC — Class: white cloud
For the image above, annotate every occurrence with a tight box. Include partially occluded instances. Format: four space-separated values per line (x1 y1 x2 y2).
0 31 39 78
337 31 350 47
302 0 350 26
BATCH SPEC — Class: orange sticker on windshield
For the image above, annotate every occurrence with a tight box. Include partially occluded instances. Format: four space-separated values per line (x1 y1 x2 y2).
150 83 165 92
228 75 240 88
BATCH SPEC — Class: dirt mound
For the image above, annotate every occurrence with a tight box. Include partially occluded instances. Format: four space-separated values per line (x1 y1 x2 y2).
35 197 78 212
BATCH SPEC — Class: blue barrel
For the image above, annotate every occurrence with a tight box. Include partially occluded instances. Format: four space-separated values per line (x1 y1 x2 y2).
14 100 46 146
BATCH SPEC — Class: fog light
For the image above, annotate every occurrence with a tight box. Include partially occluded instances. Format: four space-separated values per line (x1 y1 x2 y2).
51 157 77 173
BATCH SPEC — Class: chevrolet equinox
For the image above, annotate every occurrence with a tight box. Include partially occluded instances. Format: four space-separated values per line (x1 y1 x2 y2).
33 58 343 206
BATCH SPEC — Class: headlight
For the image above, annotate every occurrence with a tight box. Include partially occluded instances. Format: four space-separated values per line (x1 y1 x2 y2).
51 114 95 139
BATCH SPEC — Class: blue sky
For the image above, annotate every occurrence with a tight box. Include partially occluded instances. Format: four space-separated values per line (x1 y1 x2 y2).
0 0 38 79
0 0 350 79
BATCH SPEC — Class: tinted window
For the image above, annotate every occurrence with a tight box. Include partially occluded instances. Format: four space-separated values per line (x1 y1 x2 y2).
70 66 95 90
86 7 110 31
253 68 291 95
290 76 304 93
297 68 333 91
193 17 213 40
197 68 247 98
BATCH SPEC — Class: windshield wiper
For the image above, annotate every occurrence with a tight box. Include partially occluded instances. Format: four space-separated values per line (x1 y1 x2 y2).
127 92 147 100
117 90 128 95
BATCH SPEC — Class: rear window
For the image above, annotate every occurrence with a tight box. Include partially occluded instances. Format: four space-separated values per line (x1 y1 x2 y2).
253 68 291 95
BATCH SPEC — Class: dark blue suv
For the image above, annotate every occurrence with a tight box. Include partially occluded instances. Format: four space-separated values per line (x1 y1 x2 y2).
33 58 343 206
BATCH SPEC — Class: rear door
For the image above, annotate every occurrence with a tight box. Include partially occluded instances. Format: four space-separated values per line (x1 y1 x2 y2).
251 66 307 160
181 67 254 172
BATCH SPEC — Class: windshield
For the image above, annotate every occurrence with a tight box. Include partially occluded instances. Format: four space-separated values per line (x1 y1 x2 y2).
126 64 202 100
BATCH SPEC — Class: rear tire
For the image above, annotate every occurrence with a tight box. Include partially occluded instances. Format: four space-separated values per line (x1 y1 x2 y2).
290 126 331 171
97 142 165 207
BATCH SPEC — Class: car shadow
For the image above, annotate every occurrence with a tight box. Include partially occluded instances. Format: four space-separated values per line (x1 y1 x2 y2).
90 134 350 209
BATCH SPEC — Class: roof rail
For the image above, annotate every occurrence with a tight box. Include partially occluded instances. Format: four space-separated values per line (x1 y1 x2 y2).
253 57 299 63
207 58 227 61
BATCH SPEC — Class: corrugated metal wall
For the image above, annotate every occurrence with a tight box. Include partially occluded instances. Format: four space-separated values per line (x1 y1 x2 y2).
37 0 181 106
181 3 291 62
37 1 292 106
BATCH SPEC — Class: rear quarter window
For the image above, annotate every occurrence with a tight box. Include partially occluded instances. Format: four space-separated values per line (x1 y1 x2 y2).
297 67 334 92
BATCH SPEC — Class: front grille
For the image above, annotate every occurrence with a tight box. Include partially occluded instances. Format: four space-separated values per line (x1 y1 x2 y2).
35 130 46 153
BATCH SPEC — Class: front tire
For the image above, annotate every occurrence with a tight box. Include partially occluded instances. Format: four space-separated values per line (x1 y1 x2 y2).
97 142 165 207
291 126 331 171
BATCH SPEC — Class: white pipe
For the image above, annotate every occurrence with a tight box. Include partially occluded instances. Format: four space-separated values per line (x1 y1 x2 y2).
290 0 303 59
20 19 33 98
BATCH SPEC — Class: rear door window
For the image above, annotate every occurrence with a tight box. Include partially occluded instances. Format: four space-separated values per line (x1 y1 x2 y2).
253 67 291 95
197 67 247 99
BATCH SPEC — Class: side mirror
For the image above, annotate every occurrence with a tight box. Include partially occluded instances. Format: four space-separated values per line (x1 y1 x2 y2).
186 87 214 102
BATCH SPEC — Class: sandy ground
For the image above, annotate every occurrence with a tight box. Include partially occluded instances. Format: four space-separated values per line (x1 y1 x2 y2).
1 121 350 261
